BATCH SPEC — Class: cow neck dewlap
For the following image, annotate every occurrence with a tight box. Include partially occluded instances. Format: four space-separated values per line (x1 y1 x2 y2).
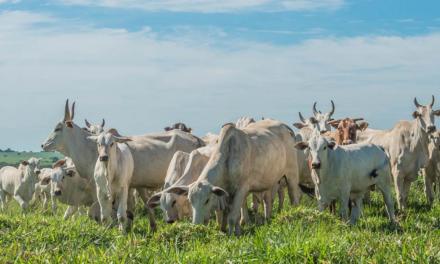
64 125 97 177
95 161 112 199
411 119 428 154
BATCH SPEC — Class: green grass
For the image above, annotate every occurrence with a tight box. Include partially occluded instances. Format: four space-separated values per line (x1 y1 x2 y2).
0 179 439 263
0 151 63 168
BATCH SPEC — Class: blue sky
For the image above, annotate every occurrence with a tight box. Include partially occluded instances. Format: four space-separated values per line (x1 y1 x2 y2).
1 0 440 150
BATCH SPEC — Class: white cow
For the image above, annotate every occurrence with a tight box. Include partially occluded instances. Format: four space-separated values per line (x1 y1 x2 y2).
50 159 98 220
422 131 440 206
84 119 105 135
168 119 300 235
42 100 204 231
33 168 57 213
357 96 440 210
295 136 396 224
89 130 134 232
0 157 41 211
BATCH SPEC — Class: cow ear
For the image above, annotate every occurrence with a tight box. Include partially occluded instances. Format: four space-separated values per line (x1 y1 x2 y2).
294 141 309 150
357 122 369 131
293 123 307 129
412 111 421 119
310 117 318 124
21 160 29 166
166 186 189 196
212 186 229 197
433 110 440 116
329 122 339 129
328 141 336 150
147 193 162 208
65 120 73 128
164 127 172 131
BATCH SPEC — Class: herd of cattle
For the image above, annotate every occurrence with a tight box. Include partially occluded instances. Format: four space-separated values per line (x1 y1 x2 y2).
0 97 439 236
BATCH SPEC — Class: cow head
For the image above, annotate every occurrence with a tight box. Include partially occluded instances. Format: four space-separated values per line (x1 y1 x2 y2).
295 136 335 172
328 118 369 145
293 101 336 134
84 118 105 135
413 95 440 134
50 159 76 196
20 157 41 180
88 130 131 162
42 99 77 151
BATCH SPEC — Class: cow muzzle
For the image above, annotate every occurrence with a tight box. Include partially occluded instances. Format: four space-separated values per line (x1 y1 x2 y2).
54 190 62 196
166 218 176 224
427 125 436 133
35 170 41 175
342 139 353 145
99 156 109 162
311 162 321 170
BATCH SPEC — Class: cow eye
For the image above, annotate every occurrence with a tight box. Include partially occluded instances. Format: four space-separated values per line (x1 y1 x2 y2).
110 142 114 147
204 198 210 205
54 127 61 132
172 200 176 207
323 146 327 150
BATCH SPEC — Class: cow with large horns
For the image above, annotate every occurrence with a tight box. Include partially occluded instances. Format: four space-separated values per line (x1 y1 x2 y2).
42 99 205 231
357 95 440 210
84 119 105 135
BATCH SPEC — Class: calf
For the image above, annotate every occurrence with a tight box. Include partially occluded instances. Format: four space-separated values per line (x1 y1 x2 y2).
89 130 134 232
0 157 41 211
295 136 396 224
34 168 57 213
50 159 98 220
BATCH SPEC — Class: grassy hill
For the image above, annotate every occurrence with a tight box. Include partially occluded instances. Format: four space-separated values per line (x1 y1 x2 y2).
0 150 63 168
0 179 439 263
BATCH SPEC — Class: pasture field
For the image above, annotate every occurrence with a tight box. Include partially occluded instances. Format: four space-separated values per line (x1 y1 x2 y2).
0 151 63 168
0 177 439 263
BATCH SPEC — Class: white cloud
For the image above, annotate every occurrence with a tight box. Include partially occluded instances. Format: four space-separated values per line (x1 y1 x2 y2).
56 0 345 12
0 0 20 4
1 11 440 150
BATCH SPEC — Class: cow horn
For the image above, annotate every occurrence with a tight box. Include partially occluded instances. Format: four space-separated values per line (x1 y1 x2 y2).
70 101 76 120
329 100 335 117
64 99 70 121
312 102 319 116
431 95 435 107
101 118 105 128
353 118 364 122
328 119 342 125
414 97 422 108
85 119 91 128
298 112 306 123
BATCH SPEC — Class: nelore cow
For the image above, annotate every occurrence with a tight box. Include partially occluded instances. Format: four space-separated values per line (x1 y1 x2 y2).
84 119 105 135
295 136 396 225
89 130 134 232
42 100 204 231
33 168 57 213
167 119 300 236
422 131 440 206
50 158 98 220
0 158 41 212
357 96 440 210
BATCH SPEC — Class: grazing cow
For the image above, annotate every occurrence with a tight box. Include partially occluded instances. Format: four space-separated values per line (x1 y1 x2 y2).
357 96 440 210
422 131 440 206
33 168 57 213
164 123 192 133
295 136 396 224
168 119 300 235
0 158 41 211
148 117 257 225
84 119 105 135
50 159 98 220
42 100 204 231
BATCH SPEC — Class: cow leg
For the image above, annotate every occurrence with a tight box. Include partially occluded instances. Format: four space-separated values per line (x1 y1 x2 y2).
14 195 28 213
136 188 157 232
63 206 78 220
117 186 129 233
350 197 363 225
42 192 49 210
263 190 273 222
339 194 350 222
393 172 405 211
228 190 248 236
0 190 6 211
88 202 101 222
51 195 57 214
424 171 435 207
402 179 412 209
240 199 250 226
376 184 397 224
277 183 285 213
285 174 301 206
